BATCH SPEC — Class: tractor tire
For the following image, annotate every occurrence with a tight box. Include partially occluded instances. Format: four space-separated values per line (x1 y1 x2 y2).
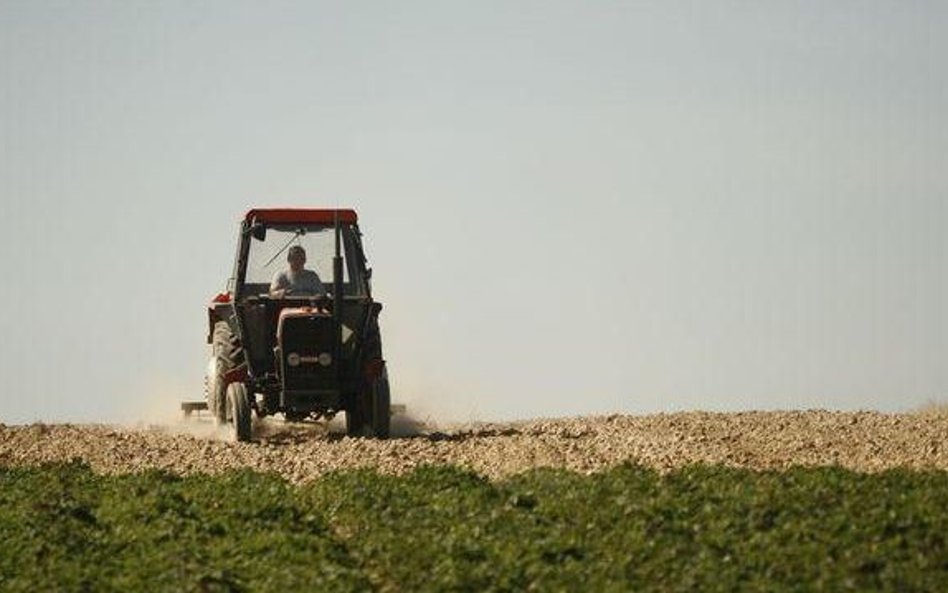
205 357 226 425
370 369 392 439
208 321 244 425
346 369 391 439
284 411 307 423
226 382 252 442
345 397 366 437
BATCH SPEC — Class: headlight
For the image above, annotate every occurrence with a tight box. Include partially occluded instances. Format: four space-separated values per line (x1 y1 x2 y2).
317 352 332 366
287 352 300 367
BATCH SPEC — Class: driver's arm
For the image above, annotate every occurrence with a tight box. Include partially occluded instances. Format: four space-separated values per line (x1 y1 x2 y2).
269 272 291 298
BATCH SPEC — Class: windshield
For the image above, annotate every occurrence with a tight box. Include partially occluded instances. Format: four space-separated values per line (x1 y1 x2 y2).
243 224 364 296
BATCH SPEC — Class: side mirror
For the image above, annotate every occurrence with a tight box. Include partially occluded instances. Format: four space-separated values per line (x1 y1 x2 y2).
251 224 267 241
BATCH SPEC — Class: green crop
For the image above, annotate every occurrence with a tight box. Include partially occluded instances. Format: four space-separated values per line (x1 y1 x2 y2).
0 461 945 592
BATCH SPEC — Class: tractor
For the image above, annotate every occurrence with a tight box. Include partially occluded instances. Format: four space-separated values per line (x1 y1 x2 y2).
185 208 390 441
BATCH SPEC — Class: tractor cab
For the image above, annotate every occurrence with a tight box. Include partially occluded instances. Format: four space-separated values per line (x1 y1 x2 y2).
237 213 370 300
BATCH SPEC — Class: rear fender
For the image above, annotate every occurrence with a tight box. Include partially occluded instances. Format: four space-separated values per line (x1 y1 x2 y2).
207 298 234 344
360 302 385 380
363 358 386 381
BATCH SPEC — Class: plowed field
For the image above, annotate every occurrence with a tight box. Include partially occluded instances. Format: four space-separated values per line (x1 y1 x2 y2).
2 410 945 481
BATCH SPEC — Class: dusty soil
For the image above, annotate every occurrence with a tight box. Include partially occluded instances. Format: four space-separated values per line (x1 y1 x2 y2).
1 410 945 482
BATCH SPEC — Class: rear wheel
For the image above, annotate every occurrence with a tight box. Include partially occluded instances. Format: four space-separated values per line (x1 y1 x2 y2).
346 369 391 439
205 357 226 424
370 369 391 439
345 396 366 437
207 321 244 425
226 382 252 442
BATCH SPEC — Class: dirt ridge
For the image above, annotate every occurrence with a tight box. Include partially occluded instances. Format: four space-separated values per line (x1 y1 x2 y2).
1 410 945 482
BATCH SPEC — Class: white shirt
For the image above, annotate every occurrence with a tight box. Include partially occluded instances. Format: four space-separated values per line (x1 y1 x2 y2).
270 269 326 297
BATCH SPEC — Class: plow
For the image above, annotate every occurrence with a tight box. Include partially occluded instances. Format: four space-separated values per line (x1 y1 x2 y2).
180 401 407 421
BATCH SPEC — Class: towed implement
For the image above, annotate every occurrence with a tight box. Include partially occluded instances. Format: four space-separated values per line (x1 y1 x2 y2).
183 208 391 441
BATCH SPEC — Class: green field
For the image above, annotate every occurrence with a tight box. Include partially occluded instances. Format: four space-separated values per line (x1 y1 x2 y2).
1 462 945 592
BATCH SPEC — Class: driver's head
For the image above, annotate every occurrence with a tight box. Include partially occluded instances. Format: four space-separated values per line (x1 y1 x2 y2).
287 245 306 271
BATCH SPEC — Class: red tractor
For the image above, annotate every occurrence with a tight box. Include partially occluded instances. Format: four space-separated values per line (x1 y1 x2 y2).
186 208 390 441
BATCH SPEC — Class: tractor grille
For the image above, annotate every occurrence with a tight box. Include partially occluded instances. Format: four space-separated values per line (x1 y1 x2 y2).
280 315 337 392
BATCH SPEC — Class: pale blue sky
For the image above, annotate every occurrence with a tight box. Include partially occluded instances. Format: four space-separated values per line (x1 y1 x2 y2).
1 1 945 424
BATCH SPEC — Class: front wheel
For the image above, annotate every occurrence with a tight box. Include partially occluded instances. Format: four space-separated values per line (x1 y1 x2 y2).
226 382 252 442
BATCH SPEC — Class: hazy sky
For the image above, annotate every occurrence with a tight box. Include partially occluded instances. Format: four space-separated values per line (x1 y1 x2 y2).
1 1 945 424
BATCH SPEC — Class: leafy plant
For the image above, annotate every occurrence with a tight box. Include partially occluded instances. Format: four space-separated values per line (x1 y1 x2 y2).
1 462 945 592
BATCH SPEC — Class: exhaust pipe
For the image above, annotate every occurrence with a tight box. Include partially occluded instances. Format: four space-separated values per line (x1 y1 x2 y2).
333 211 343 381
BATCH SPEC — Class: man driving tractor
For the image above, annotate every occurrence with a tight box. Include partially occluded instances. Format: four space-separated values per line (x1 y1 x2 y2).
188 208 391 441
268 245 326 298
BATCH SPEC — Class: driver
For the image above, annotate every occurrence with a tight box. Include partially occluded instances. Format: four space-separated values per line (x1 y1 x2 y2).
269 245 326 298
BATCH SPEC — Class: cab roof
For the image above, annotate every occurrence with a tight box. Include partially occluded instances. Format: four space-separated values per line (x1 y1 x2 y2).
244 208 358 225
